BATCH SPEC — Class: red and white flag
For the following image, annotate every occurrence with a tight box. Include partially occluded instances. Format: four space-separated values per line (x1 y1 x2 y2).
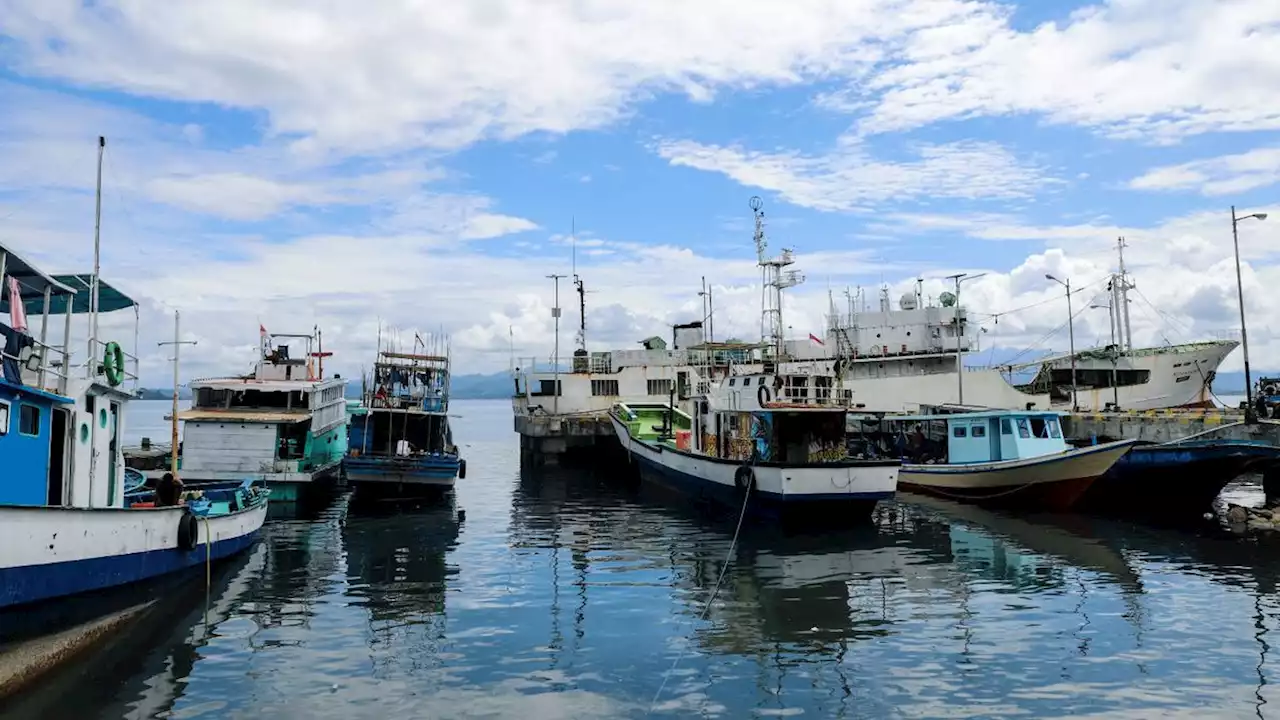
808 333 824 346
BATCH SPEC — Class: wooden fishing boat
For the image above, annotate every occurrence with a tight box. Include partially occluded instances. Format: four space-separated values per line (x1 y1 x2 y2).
1078 437 1280 517
0 143 269 609
609 369 901 523
344 342 466 497
886 410 1137 511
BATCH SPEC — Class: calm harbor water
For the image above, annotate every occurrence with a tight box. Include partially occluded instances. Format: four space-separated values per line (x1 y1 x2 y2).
9 399 1280 718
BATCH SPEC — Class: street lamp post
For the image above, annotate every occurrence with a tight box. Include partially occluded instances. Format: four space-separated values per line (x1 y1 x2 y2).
1232 206 1268 423
1047 274 1078 412
1090 301 1119 410
946 272 986 407
547 274 565 416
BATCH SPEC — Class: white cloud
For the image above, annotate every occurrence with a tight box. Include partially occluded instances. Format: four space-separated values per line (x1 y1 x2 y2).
0 0 999 154
1129 147 1280 196
846 0 1280 142
655 138 1053 211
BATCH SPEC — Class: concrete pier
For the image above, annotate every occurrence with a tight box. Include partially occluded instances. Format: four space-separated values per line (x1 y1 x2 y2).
1062 408 1265 444
514 413 616 464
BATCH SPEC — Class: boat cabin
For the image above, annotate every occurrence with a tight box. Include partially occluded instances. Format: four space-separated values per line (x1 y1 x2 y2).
177 330 348 478
886 410 1068 465
348 349 455 458
0 241 140 508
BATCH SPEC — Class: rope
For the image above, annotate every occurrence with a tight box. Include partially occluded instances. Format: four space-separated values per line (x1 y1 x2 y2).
203 516 212 590
972 276 1109 325
648 465 754 715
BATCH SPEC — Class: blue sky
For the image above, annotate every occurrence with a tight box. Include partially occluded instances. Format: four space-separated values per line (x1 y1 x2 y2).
1 0 1278 381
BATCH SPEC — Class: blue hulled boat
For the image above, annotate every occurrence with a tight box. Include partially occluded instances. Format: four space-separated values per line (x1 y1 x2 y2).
1078 438 1280 517
344 345 465 496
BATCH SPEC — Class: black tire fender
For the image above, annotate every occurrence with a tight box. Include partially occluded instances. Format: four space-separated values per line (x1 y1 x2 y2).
177 510 199 551
734 465 755 493
757 385 772 406
458 458 467 480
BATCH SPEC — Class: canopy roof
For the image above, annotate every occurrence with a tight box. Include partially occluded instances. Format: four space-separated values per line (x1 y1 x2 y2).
0 244 138 315
0 243 76 305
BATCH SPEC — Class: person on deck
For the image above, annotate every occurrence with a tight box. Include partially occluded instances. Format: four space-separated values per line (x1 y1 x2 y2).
156 472 184 507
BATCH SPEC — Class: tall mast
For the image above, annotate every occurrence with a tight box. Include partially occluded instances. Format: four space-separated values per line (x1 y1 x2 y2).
1116 236 1134 352
158 310 197 476
751 196 804 359
88 136 105 378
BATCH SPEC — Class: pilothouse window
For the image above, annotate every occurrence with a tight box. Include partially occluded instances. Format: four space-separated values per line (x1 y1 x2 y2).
19 404 40 436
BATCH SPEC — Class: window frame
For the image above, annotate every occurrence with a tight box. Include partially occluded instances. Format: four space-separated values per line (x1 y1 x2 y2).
18 403 41 437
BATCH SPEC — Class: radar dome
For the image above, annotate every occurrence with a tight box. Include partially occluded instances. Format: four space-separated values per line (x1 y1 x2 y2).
899 292 918 311
939 291 957 307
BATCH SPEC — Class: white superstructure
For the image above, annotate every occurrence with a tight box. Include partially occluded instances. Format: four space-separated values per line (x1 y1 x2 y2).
174 329 348 487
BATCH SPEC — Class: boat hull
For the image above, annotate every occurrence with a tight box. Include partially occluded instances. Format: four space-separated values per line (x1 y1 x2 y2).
343 454 460 491
1079 440 1280 517
609 413 900 522
899 440 1136 511
0 501 269 609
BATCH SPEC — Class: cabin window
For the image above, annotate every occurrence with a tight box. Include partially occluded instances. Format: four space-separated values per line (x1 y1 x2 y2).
0 401 8 435
1029 417 1050 439
1016 418 1030 438
1047 418 1062 438
728 378 736 386
590 379 619 396
1000 418 1012 435
758 377 767 385
953 426 967 438
534 379 561 396
647 379 673 395
971 424 986 438
19 404 40 436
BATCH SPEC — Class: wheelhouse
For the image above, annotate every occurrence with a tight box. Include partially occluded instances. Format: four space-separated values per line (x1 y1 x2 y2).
886 410 1069 465
0 241 140 508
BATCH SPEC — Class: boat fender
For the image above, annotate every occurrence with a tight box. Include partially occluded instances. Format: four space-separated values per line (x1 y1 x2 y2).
458 458 467 480
177 510 199 551
734 465 754 493
757 385 772 406
102 341 126 387
1265 383 1278 397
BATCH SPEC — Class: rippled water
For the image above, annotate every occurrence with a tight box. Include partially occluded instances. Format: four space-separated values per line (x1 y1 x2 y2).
10 399 1280 718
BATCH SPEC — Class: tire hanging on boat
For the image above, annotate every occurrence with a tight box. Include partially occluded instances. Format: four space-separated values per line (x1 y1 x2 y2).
757 385 772 406
734 465 755 495
457 458 467 480
176 510 199 551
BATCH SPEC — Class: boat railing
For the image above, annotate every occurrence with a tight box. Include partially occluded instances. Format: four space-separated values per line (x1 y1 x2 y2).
6 336 77 394
88 337 140 388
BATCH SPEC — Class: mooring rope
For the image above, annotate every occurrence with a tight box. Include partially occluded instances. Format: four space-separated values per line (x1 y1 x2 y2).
647 465 754 715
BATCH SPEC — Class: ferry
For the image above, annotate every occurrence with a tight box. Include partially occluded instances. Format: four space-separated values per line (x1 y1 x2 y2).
345 344 465 496
167 327 348 501
0 141 267 608
885 410 1137 511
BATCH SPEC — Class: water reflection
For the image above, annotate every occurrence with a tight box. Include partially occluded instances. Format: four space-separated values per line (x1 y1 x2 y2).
12 403 1280 718
342 497 462 683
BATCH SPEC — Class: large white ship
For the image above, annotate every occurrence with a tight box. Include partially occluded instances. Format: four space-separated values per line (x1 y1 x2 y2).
513 201 1238 456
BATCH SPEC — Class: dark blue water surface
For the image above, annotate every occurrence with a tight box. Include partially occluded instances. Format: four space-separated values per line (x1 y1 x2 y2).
9 399 1280 718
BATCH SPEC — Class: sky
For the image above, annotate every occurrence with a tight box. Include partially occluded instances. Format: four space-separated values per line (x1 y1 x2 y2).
1 0 1278 385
